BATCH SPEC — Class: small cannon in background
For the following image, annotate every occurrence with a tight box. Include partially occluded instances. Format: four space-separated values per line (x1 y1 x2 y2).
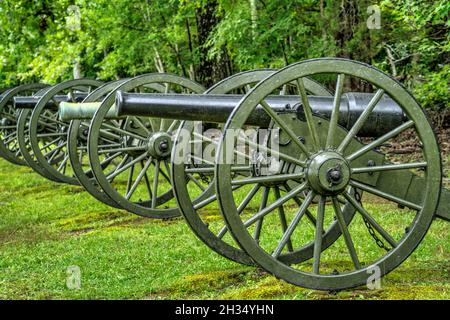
0 58 448 291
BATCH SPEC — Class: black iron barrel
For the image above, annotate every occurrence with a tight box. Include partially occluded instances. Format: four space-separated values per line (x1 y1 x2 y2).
13 92 88 109
115 92 407 137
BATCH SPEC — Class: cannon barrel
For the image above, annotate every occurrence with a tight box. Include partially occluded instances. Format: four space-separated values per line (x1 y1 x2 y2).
115 92 406 137
13 92 88 109
59 101 118 121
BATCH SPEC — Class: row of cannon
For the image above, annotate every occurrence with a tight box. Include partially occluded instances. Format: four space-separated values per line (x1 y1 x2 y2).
0 58 448 291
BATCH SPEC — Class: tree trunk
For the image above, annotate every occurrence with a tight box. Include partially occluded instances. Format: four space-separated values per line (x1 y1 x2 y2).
250 0 258 39
334 0 372 91
195 1 230 87
335 0 359 59
153 48 165 73
73 58 82 79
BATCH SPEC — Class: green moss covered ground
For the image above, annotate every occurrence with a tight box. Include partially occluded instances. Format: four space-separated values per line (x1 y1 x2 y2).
0 159 448 300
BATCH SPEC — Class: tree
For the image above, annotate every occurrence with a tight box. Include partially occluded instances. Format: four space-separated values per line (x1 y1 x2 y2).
0 0 447 110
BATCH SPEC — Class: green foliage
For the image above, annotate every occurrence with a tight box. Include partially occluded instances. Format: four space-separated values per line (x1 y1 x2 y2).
0 0 448 108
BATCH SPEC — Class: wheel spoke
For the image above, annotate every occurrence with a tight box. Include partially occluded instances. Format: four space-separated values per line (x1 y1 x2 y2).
98 128 121 141
161 160 172 183
346 120 415 161
97 143 122 150
2 131 16 141
100 152 122 168
326 74 345 148
185 165 251 174
193 131 251 161
101 122 147 141
106 152 148 180
259 99 311 158
274 187 294 252
217 183 261 238
194 185 243 211
56 153 70 173
78 148 84 164
343 192 397 248
337 89 385 153
349 180 422 211
98 145 146 154
3 134 17 145
36 132 67 138
126 157 153 200
131 117 151 135
0 125 17 130
151 160 160 208
103 153 129 179
190 154 214 166
125 164 135 196
243 182 308 228
142 161 153 200
148 119 160 133
296 78 320 151
313 195 326 274
187 173 206 191
331 197 361 270
62 156 68 175
283 183 318 228
237 133 306 168
253 187 270 243
167 120 180 133
40 138 60 153
272 190 315 258
44 141 66 158
38 114 66 126
231 172 304 186
352 162 427 174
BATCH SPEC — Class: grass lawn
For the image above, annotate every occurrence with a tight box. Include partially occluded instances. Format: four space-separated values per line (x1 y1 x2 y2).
0 158 448 300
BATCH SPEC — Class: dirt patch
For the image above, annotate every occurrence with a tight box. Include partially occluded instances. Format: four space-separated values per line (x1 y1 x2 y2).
148 268 261 299
66 186 86 194
0 225 64 246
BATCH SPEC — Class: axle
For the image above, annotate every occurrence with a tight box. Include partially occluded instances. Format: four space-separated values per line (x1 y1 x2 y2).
115 92 406 137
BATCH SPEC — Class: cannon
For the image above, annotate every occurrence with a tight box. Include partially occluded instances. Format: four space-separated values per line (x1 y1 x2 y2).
114 91 407 137
13 93 88 109
0 84 49 165
58 69 356 269
0 58 448 292
58 58 448 291
66 75 208 217
59 71 338 220
13 79 103 183
209 59 448 291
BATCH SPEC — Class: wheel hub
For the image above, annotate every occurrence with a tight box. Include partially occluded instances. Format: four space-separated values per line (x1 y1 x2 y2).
147 132 172 159
0 118 12 126
306 151 350 195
